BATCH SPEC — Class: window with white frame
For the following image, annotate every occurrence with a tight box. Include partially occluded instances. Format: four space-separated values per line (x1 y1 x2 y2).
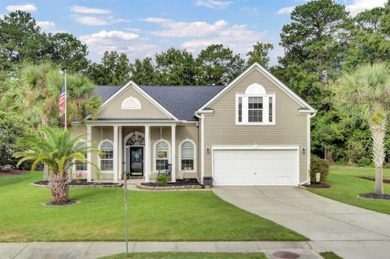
236 83 275 125
180 140 195 171
155 140 169 171
99 140 113 171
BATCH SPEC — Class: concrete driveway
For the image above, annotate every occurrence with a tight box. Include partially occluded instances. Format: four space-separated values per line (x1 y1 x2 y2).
213 187 390 259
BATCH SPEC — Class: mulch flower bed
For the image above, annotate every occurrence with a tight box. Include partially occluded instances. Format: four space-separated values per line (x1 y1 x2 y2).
359 193 390 200
34 179 123 187
304 182 332 188
0 169 28 176
44 200 79 206
139 178 204 190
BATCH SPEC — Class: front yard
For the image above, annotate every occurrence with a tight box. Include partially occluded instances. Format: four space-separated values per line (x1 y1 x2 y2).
0 172 306 242
308 165 390 215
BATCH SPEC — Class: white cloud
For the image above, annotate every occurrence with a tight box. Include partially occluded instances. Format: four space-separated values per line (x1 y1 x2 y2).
346 0 386 16
81 30 139 42
70 5 110 14
37 21 56 29
276 6 295 15
79 30 157 62
147 19 228 37
76 16 108 26
6 4 37 12
141 17 172 24
195 0 233 9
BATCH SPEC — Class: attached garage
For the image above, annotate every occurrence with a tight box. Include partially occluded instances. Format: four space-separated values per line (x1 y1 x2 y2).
212 147 299 186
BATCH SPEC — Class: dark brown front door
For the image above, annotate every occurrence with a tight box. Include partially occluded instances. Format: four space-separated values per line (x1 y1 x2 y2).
130 147 143 176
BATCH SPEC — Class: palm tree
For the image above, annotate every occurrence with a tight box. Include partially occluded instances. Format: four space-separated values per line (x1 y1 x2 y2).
335 62 390 195
1 62 101 128
14 126 98 204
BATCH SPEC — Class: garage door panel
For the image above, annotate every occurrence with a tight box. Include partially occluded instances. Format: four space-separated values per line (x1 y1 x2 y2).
213 149 298 186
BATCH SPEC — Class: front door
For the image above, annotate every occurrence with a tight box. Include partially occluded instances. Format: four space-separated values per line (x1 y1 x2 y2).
130 147 143 176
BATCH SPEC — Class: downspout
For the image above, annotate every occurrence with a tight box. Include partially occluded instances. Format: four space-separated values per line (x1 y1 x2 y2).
304 112 317 185
195 112 205 184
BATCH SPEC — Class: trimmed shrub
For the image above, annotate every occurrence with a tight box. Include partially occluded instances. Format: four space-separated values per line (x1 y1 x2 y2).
155 173 170 186
310 155 330 183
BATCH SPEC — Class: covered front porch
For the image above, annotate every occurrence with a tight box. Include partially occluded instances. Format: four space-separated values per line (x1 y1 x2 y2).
84 122 189 183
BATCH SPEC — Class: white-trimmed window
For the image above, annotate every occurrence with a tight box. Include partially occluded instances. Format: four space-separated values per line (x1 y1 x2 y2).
236 83 275 125
179 139 196 172
121 96 141 109
155 140 170 171
99 140 114 171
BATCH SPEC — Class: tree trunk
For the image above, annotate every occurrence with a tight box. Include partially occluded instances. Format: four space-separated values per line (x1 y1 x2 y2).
369 119 386 195
48 172 69 204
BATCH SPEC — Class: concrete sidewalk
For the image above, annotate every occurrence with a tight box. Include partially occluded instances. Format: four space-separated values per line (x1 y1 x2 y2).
1 241 324 259
213 187 390 259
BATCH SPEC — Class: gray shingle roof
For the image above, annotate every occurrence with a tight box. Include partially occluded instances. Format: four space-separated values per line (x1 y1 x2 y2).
94 85 225 121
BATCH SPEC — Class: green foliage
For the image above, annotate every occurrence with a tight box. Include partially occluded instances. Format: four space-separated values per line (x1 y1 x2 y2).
310 155 330 183
153 47 198 85
13 125 95 175
155 173 171 186
0 112 30 169
87 51 131 86
130 57 156 85
0 62 100 128
196 44 245 85
246 42 273 69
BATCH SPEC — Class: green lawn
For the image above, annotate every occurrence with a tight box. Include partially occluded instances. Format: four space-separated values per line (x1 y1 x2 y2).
0 172 306 242
308 165 390 215
102 252 267 259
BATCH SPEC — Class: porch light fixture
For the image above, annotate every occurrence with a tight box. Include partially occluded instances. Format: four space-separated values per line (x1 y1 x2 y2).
302 147 306 154
206 146 210 154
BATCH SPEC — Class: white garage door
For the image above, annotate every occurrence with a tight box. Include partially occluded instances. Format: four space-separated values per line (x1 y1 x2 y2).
213 148 299 186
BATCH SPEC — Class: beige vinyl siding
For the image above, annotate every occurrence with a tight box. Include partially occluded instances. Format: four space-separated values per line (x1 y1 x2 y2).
98 86 171 119
203 69 308 183
150 125 199 178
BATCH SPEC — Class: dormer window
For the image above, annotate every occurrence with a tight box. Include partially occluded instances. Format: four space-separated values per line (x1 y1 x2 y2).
236 83 275 125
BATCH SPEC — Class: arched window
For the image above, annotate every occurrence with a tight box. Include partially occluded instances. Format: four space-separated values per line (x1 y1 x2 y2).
155 140 170 171
179 140 195 172
236 83 275 125
121 96 141 109
99 140 113 171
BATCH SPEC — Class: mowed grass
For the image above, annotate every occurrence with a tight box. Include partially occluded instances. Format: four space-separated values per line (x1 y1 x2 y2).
102 252 267 259
0 172 306 242
308 166 390 215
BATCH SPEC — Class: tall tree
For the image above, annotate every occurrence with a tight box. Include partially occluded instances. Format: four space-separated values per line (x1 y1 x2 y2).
87 51 131 86
334 63 390 195
0 11 48 71
154 48 198 85
47 33 89 73
246 42 273 69
344 6 390 70
278 0 351 95
14 126 98 204
130 57 156 85
196 44 245 85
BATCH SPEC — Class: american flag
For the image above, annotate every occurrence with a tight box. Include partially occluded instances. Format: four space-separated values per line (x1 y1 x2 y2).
58 85 66 116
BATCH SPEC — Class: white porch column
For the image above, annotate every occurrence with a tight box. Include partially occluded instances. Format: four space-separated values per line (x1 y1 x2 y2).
171 125 176 182
113 125 118 183
87 125 92 182
144 125 150 182
118 126 123 180
200 114 205 184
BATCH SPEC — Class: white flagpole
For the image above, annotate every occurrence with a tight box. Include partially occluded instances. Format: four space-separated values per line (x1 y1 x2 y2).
64 70 67 131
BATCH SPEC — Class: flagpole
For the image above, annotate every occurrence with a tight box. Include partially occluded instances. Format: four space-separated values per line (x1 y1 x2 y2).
64 70 67 131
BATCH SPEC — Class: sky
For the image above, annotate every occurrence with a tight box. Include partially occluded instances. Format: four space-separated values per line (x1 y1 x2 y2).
0 0 387 65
